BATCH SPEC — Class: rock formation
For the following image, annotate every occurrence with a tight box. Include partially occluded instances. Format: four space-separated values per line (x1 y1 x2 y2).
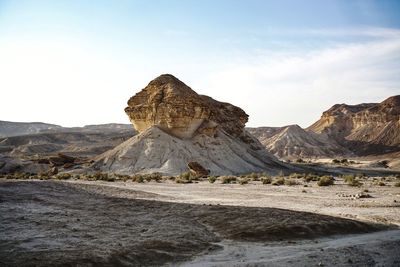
249 96 400 159
307 95 400 155
94 74 289 175
124 74 248 140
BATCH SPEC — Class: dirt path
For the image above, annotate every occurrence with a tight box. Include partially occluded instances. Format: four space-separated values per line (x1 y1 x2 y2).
180 230 400 267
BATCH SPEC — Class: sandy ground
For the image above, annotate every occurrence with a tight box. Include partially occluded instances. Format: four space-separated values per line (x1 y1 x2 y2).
0 179 399 266
68 178 400 226
181 229 400 267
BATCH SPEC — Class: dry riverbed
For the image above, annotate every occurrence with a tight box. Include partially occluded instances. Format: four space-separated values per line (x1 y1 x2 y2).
0 179 399 266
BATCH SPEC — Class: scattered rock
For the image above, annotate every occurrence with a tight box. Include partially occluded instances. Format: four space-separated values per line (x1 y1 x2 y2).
49 153 76 167
48 166 58 175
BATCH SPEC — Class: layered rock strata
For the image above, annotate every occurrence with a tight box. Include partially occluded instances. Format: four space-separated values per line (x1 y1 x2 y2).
124 74 248 139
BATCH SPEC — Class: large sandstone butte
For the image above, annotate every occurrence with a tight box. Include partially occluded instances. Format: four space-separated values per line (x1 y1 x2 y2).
94 74 289 175
124 74 248 139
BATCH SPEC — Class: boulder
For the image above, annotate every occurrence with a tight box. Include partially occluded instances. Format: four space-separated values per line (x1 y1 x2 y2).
187 161 209 177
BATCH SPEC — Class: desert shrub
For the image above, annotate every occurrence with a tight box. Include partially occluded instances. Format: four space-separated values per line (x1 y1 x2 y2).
343 174 362 187
36 172 48 179
180 172 191 179
289 173 305 179
284 179 299 186
176 178 192 184
317 176 334 186
132 174 144 183
244 172 267 181
11 172 31 179
239 178 249 185
144 173 162 182
248 172 259 179
107 176 116 182
332 159 341 164
208 176 217 183
221 176 237 184
176 172 193 184
166 176 176 181
261 176 272 184
377 181 386 186
341 159 348 164
92 172 115 182
56 173 72 180
272 177 285 186
304 173 320 182
343 174 354 182
356 173 366 179
395 182 400 187
113 173 131 181
296 158 304 163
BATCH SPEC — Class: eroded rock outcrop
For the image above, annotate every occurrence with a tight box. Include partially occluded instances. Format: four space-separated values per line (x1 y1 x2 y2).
124 74 248 139
95 74 289 175
307 95 400 154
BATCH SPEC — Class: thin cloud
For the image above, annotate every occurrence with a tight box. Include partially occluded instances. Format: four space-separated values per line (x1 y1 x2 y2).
202 34 400 128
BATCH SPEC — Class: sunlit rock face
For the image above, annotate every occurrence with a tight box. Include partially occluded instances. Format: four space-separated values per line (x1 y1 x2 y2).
124 74 248 139
308 95 400 147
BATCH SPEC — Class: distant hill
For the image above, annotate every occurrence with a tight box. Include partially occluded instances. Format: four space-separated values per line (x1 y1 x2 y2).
0 121 135 157
0 121 63 137
249 95 400 159
247 125 350 160
0 120 133 137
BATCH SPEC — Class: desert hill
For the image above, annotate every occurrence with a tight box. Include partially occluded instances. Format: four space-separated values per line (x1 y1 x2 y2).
0 120 63 137
248 95 399 160
0 123 134 158
94 74 288 175
247 125 350 160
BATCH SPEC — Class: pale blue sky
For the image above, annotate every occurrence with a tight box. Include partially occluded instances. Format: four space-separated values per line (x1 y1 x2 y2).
1 0 399 127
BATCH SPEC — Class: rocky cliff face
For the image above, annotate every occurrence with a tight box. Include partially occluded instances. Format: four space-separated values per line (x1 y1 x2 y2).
307 95 400 154
124 74 248 139
95 74 289 175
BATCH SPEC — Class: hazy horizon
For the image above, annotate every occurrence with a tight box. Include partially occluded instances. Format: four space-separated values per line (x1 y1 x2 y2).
1 0 399 128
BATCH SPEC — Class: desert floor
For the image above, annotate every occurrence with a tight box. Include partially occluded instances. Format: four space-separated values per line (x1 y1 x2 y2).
0 178 399 266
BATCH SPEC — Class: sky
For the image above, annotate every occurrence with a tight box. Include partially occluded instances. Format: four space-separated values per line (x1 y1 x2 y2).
0 0 399 127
